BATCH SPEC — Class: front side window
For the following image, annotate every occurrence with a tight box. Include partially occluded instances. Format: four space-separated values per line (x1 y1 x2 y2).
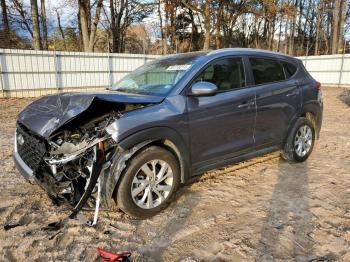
111 56 202 96
250 57 285 85
196 57 246 91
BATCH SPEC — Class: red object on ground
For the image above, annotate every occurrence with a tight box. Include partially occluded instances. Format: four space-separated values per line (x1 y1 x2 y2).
97 248 131 262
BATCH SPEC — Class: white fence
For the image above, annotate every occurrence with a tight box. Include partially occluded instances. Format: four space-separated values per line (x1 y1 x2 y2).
0 49 160 97
298 54 350 87
0 49 349 97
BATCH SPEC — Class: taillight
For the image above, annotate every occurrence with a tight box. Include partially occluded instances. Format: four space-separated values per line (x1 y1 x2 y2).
315 81 321 89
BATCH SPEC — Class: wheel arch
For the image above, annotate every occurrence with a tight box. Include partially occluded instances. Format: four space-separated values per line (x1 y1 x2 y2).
299 102 322 138
283 101 321 149
117 127 191 184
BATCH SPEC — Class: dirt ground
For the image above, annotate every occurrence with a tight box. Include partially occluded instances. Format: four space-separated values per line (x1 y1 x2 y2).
0 86 349 262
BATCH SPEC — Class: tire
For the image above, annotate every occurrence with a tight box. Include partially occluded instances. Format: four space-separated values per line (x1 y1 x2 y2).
281 117 315 162
116 146 180 219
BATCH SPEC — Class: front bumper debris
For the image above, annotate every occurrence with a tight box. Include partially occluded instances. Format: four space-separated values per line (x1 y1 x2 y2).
13 151 35 183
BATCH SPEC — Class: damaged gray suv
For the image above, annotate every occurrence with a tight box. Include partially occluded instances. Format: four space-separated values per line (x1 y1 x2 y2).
14 48 323 219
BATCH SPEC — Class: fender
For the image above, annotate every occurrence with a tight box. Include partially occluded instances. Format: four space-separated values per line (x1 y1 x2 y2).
300 101 323 137
284 100 322 143
99 127 191 208
118 126 191 183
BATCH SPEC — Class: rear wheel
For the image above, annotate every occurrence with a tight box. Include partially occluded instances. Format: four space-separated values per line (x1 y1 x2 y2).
116 146 180 219
281 117 315 162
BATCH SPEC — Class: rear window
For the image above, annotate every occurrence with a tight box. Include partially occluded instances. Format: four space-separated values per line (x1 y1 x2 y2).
282 62 297 78
249 58 285 85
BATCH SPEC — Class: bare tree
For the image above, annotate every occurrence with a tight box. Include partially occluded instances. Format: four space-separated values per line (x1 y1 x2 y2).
78 0 104 52
110 0 127 53
30 0 42 49
56 10 67 50
3 0 350 55
332 0 340 54
78 0 91 51
337 0 347 52
1 0 10 47
41 0 47 49
1 0 10 33
11 0 33 37
314 0 323 55
157 0 165 54
182 0 212 51
88 0 103 51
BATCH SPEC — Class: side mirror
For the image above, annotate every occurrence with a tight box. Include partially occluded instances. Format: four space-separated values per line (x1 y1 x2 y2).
189 81 218 96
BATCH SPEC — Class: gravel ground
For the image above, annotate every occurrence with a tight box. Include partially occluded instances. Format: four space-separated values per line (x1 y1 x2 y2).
0 87 349 261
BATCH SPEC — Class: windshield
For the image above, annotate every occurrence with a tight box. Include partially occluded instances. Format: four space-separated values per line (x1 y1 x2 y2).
111 56 201 96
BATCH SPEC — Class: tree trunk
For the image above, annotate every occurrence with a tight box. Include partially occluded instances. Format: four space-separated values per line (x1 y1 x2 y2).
203 0 211 50
269 16 276 51
87 0 91 35
188 8 198 51
41 0 48 49
215 4 222 49
56 11 66 50
170 5 176 52
331 0 340 54
30 0 42 50
337 0 347 52
314 0 322 55
78 0 90 51
1 0 10 47
298 0 311 56
157 0 165 54
1 0 9 33
110 0 126 53
277 14 283 52
110 0 119 53
77 11 83 50
289 0 298 56
110 0 116 52
164 1 169 54
87 0 103 52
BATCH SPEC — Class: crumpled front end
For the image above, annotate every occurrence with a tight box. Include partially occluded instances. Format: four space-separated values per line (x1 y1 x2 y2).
14 114 117 211
13 92 158 222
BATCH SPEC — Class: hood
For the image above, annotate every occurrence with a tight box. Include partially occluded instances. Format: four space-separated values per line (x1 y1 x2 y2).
17 91 164 139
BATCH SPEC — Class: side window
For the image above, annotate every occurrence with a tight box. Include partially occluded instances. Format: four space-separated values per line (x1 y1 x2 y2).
196 57 245 91
249 58 285 85
282 61 297 78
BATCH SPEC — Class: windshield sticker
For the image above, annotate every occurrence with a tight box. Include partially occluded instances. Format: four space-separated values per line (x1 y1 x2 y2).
166 64 191 71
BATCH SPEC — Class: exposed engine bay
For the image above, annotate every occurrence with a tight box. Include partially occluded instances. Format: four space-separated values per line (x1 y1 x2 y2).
43 113 117 207
15 93 155 225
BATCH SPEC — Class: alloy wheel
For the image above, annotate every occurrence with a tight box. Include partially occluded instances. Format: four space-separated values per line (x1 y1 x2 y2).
294 125 313 157
131 159 174 209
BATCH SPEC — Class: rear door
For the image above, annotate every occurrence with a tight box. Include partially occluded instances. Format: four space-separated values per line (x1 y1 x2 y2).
187 57 256 169
248 57 301 146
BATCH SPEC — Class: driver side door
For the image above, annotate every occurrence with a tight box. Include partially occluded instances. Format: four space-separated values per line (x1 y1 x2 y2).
186 57 256 171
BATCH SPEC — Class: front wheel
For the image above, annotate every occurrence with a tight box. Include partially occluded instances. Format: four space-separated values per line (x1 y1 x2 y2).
115 146 180 219
281 117 315 162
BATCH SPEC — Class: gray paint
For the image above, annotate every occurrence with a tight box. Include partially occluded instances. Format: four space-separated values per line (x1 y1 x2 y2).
15 48 323 207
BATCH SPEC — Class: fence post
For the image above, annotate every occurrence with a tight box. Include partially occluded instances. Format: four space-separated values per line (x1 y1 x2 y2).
54 51 60 92
108 53 113 88
304 56 308 69
338 40 346 87
304 42 309 69
0 50 3 97
0 49 10 98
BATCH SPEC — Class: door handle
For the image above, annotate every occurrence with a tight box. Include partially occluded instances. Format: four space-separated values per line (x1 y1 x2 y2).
237 101 255 108
286 90 299 97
